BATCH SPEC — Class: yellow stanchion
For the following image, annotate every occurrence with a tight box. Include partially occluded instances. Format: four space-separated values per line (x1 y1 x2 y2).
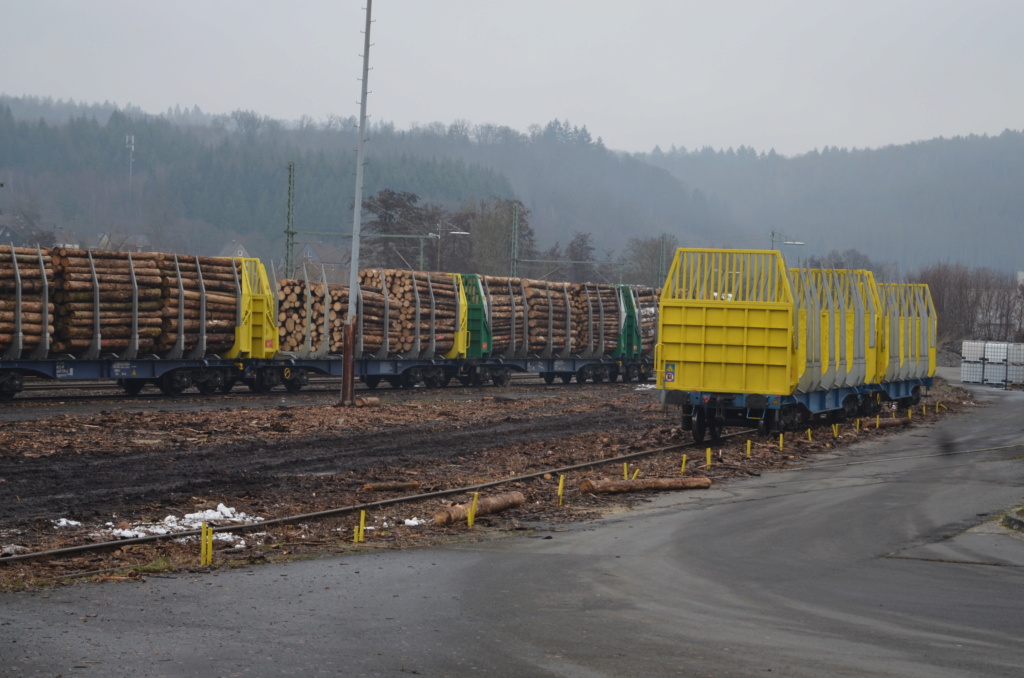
939 402 947 410
557 475 565 507
746 440 752 459
631 468 641 480
680 454 688 475
467 493 479 527
353 510 366 543
200 521 209 566
705 448 712 469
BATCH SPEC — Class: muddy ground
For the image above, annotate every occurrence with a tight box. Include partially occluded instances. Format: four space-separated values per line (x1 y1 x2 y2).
0 378 976 589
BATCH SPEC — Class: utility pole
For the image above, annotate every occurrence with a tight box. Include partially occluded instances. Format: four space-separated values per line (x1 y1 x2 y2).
510 202 519 277
284 162 296 277
342 0 373 406
125 135 135 195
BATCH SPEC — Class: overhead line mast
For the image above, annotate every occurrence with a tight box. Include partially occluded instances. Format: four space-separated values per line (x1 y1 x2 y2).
342 0 373 406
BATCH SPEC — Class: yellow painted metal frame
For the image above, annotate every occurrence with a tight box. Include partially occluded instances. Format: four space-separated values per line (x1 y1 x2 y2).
222 257 279 359
656 249 797 394
443 273 470 359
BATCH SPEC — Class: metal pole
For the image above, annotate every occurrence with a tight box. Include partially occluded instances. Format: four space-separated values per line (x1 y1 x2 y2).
510 202 519 277
285 162 295 277
342 0 372 406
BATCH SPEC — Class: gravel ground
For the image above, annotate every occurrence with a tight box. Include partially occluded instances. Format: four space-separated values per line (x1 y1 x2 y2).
0 377 976 590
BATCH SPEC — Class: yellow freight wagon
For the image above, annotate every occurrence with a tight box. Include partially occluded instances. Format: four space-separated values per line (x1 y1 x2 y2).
656 248 936 443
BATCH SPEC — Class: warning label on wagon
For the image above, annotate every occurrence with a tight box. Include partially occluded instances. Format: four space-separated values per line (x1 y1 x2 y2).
664 363 676 382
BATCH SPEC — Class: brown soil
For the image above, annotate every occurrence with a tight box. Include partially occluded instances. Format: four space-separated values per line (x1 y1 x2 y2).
0 378 976 590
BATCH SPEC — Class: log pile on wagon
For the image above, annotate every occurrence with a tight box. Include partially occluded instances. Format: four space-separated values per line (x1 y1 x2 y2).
361 269 459 355
49 249 166 354
523 279 571 353
480 276 526 355
276 278 398 354
156 255 240 354
571 283 621 355
0 246 54 354
634 286 659 352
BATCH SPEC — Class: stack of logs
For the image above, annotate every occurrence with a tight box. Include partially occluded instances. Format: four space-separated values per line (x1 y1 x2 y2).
571 283 621 355
156 255 240 354
276 279 398 354
523 279 570 354
480 276 525 355
360 269 459 355
0 246 55 355
49 249 165 355
634 286 659 353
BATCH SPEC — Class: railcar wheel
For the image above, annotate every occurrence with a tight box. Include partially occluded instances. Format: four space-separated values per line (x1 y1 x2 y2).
491 368 511 387
457 374 473 386
542 372 556 385
247 370 275 394
119 379 146 396
363 375 381 390
219 376 237 393
757 419 769 438
196 379 219 396
441 370 455 387
692 408 707 444
636 366 651 384
910 386 922 406
158 371 187 397
576 367 590 384
591 368 605 384
284 378 303 393
424 369 443 389
560 373 573 384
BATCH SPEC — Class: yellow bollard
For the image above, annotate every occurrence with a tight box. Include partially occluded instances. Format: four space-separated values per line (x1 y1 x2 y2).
807 428 812 441
779 433 784 450
623 462 629 480
876 415 880 429
706 448 712 469
908 408 912 420
856 418 861 432
200 521 209 566
631 468 641 480
832 423 839 438
557 475 565 507
680 454 688 475
746 439 752 459
922 405 926 417
467 493 479 527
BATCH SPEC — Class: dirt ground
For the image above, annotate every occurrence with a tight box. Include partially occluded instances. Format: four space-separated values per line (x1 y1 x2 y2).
0 377 977 590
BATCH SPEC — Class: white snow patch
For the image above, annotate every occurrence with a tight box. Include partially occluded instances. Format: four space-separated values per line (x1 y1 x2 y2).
102 504 262 544
52 518 81 528
404 518 426 527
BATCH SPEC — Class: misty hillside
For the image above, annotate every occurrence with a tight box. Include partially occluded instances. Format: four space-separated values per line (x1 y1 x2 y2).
1 95 1022 273
642 134 1024 272
0 96 722 264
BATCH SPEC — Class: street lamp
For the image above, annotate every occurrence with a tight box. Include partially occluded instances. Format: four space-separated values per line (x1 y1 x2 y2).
433 223 470 271
769 230 804 249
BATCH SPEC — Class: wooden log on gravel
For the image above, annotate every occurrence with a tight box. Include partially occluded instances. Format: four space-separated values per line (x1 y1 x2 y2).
579 477 712 494
360 481 422 492
433 491 526 526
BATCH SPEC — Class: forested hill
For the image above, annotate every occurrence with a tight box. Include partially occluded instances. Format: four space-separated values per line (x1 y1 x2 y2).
2 95 1021 274
0 96 722 263
642 132 1024 272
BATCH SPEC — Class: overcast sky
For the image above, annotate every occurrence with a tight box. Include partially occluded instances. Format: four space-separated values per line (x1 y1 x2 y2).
4 1 1022 156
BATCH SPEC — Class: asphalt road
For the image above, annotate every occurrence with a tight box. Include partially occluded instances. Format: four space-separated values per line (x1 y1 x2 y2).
3 373 1023 677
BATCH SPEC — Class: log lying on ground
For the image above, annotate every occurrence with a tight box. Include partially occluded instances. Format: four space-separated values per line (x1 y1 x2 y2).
360 481 422 492
433 491 526 526
579 477 712 494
